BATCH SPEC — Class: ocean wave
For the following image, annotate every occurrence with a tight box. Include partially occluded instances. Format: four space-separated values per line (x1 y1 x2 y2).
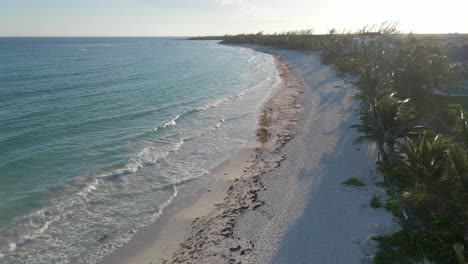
0 138 186 257
161 114 180 128
76 179 100 199
0 42 281 264
214 119 225 129
153 114 181 132
3 205 64 254
194 97 231 112
248 54 259 62
193 89 251 112
81 184 179 264
153 72 274 133
114 140 184 176
7 180 104 245
3 53 278 254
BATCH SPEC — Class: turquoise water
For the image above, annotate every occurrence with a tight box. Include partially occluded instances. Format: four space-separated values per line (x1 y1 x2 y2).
0 38 279 263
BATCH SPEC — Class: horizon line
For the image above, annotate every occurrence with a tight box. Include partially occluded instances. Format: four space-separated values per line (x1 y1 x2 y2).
1 32 468 38
0 36 193 38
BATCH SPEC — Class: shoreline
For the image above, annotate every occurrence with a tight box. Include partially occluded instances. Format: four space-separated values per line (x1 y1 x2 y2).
102 45 398 264
167 53 304 263
100 138 260 264
100 53 295 264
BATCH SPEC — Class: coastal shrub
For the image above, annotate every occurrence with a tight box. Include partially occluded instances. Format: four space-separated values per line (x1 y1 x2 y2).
430 212 463 234
373 230 460 264
222 23 468 262
384 199 404 220
376 160 414 190
342 177 365 187
370 196 382 208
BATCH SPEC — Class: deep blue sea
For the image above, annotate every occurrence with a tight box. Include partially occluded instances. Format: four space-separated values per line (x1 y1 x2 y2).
0 38 279 263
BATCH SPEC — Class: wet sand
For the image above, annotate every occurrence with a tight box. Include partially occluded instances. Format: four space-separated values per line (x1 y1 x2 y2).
101 52 297 264
101 46 398 264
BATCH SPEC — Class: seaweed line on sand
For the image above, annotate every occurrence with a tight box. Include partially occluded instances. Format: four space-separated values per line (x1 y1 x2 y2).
165 56 304 264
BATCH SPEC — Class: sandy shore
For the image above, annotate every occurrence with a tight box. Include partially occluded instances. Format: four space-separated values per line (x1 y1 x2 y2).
102 46 399 264
101 49 295 264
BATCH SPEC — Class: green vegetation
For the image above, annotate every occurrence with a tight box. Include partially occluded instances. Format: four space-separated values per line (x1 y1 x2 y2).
221 22 468 263
370 196 382 208
373 229 459 264
342 177 365 187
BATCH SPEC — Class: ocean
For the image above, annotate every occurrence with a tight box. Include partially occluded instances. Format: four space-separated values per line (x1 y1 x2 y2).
0 38 280 263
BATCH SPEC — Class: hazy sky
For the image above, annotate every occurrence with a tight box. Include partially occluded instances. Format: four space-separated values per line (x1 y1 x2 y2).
1 0 467 36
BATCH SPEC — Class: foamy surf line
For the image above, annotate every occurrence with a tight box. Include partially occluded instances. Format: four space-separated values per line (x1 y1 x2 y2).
0 135 189 262
98 46 282 264
81 184 179 264
142 45 301 264
152 75 275 133
0 45 281 264
0 111 254 262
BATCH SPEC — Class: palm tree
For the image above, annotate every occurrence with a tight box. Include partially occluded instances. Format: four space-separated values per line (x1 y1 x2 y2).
355 65 390 103
351 92 419 167
399 132 451 188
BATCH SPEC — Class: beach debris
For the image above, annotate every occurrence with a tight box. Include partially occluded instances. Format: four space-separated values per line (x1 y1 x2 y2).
166 54 303 264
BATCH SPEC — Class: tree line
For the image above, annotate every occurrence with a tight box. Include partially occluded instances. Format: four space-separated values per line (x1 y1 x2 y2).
222 22 468 263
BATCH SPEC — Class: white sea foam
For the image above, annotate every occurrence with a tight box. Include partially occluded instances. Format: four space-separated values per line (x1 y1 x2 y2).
161 114 180 128
8 243 16 252
248 55 259 62
214 119 225 129
20 211 61 242
186 69 275 115
195 97 231 112
116 140 184 176
0 44 281 264
3 138 186 257
154 114 181 132
76 179 100 199
81 184 179 264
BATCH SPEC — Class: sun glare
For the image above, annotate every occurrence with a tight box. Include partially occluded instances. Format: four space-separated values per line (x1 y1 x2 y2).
330 0 467 34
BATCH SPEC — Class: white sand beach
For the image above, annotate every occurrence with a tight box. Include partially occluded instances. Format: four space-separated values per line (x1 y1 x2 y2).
101 46 399 264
